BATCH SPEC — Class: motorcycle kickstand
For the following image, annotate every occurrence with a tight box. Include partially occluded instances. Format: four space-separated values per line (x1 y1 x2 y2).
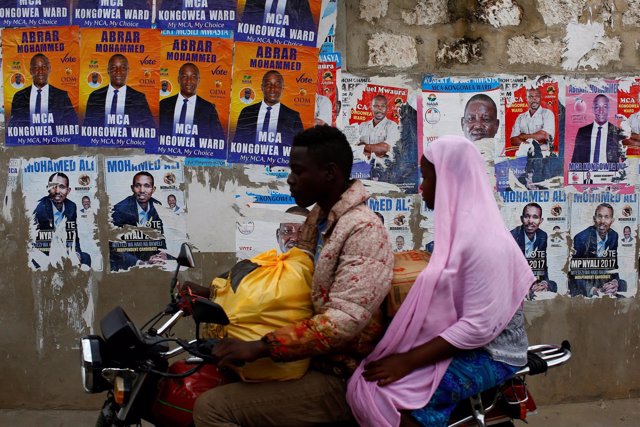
469 393 487 427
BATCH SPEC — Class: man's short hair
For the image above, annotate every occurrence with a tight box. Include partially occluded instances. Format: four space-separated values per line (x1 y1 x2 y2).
593 94 609 106
132 171 154 186
167 194 176 200
30 53 50 68
595 203 614 216
372 94 387 105
48 172 69 186
624 225 631 232
522 202 542 217
179 62 199 77
82 196 90 202
292 125 353 178
262 70 284 85
108 54 128 68
463 94 497 115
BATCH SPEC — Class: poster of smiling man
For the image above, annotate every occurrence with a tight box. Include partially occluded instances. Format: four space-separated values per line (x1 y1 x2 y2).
568 192 637 298
149 35 232 159
3 26 80 146
105 155 187 272
22 156 100 271
227 42 317 165
78 28 159 149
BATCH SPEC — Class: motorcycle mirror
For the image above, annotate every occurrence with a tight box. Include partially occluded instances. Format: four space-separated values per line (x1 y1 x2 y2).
192 297 230 325
176 243 196 268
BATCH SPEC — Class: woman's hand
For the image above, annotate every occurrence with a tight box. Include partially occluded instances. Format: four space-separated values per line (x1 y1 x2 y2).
363 353 415 387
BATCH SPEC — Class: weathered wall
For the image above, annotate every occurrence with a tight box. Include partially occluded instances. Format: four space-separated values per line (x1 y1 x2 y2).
1 0 640 411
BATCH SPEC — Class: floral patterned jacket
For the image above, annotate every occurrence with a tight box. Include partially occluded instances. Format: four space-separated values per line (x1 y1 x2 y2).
263 180 394 377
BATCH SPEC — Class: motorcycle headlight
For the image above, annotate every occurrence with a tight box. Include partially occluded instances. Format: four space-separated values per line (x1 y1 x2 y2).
81 335 109 393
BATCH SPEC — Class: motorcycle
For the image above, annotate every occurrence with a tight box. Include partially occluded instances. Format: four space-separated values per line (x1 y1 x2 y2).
81 242 572 427
81 243 233 427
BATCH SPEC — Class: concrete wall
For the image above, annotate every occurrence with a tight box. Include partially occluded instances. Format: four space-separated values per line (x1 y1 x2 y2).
1 0 640 411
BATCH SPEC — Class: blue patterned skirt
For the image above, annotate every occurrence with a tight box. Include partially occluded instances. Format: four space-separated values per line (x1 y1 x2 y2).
410 350 520 427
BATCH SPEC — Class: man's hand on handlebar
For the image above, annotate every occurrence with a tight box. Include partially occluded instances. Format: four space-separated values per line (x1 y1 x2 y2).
212 338 269 369
176 281 211 299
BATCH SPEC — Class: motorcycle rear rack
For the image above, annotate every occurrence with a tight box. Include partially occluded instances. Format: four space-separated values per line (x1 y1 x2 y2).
448 342 571 427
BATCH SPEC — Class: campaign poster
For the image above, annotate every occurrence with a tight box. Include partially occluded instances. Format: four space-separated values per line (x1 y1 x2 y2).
22 156 101 271
317 0 337 53
72 0 152 28
156 0 236 37
419 200 434 253
3 26 80 146
0 0 69 27
568 192 637 298
564 79 631 189
235 187 307 259
500 190 569 300
617 78 640 158
105 156 187 272
367 195 414 253
315 61 336 126
235 0 322 47
339 76 418 192
227 42 317 165
421 76 502 164
148 35 233 159
495 75 563 192
78 28 159 148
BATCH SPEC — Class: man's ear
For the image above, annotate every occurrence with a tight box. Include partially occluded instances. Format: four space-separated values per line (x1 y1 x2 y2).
325 162 339 181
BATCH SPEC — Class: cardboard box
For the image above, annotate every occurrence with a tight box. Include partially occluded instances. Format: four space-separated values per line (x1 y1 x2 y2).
386 250 431 317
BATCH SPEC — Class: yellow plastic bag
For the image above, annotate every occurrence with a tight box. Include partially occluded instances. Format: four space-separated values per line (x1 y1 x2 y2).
207 247 314 381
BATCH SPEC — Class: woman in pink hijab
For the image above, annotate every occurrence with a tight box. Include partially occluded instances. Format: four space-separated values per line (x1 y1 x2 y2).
347 135 535 427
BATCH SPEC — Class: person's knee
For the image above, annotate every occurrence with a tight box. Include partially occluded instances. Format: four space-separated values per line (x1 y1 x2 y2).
193 387 232 427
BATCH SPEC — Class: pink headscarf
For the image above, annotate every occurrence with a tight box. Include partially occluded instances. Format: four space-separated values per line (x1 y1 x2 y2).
346 135 534 427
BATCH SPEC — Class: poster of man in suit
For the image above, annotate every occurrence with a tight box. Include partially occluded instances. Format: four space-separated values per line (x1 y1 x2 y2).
3 26 80 145
236 0 321 47
22 156 101 271
150 35 232 159
105 155 187 272
78 28 159 148
501 191 569 300
227 42 317 165
568 194 637 298
565 79 630 188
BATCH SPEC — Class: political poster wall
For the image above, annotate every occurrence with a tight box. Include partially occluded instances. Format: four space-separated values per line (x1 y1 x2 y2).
367 195 414 253
564 79 631 189
500 190 569 300
22 156 101 271
227 42 317 165
317 0 337 53
72 0 152 28
235 0 322 47
156 0 237 37
105 156 187 272
496 75 563 192
149 35 232 159
568 192 637 298
78 28 159 149
3 26 80 146
0 0 69 28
